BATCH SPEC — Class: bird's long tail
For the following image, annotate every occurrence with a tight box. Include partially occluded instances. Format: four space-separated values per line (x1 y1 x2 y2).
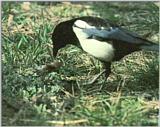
111 28 159 52
140 42 159 52
119 28 159 52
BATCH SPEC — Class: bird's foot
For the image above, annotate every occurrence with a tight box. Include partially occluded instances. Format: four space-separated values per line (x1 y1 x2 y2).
83 69 106 85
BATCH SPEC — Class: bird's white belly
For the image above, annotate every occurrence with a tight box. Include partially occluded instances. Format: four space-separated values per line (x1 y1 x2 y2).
72 24 114 62
79 39 114 62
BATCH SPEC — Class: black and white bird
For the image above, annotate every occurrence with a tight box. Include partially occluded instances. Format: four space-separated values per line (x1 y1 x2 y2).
52 16 159 83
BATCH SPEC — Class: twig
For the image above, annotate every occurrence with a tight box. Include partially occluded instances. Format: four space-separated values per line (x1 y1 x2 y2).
4 117 88 125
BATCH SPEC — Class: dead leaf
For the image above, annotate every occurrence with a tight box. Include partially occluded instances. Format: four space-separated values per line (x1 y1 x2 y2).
150 33 159 42
142 101 160 109
21 2 31 11
36 61 63 73
7 14 14 27
154 2 160 7
62 2 71 5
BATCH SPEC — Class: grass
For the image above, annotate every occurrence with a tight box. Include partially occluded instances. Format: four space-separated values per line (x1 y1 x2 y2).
2 1 159 126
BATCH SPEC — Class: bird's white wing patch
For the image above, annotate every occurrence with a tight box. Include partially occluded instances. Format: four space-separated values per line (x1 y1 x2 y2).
73 20 117 39
73 20 110 40
74 20 95 29
73 24 91 39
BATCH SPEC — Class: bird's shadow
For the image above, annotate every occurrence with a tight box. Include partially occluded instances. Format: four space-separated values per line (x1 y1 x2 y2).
61 64 159 99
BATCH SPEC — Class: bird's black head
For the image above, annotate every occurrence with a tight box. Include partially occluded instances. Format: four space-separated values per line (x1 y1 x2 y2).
52 19 79 57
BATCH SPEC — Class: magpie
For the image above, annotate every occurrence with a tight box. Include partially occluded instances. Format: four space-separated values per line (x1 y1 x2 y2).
52 16 159 84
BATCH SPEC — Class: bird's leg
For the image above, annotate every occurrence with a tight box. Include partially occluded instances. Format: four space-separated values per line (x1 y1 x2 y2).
86 62 111 85
87 69 106 85
104 62 111 79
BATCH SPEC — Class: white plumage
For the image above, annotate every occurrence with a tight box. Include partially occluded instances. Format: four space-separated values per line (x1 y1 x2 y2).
73 20 115 62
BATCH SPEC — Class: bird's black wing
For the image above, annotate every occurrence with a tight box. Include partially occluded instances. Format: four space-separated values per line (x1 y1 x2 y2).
84 26 153 45
75 16 156 46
